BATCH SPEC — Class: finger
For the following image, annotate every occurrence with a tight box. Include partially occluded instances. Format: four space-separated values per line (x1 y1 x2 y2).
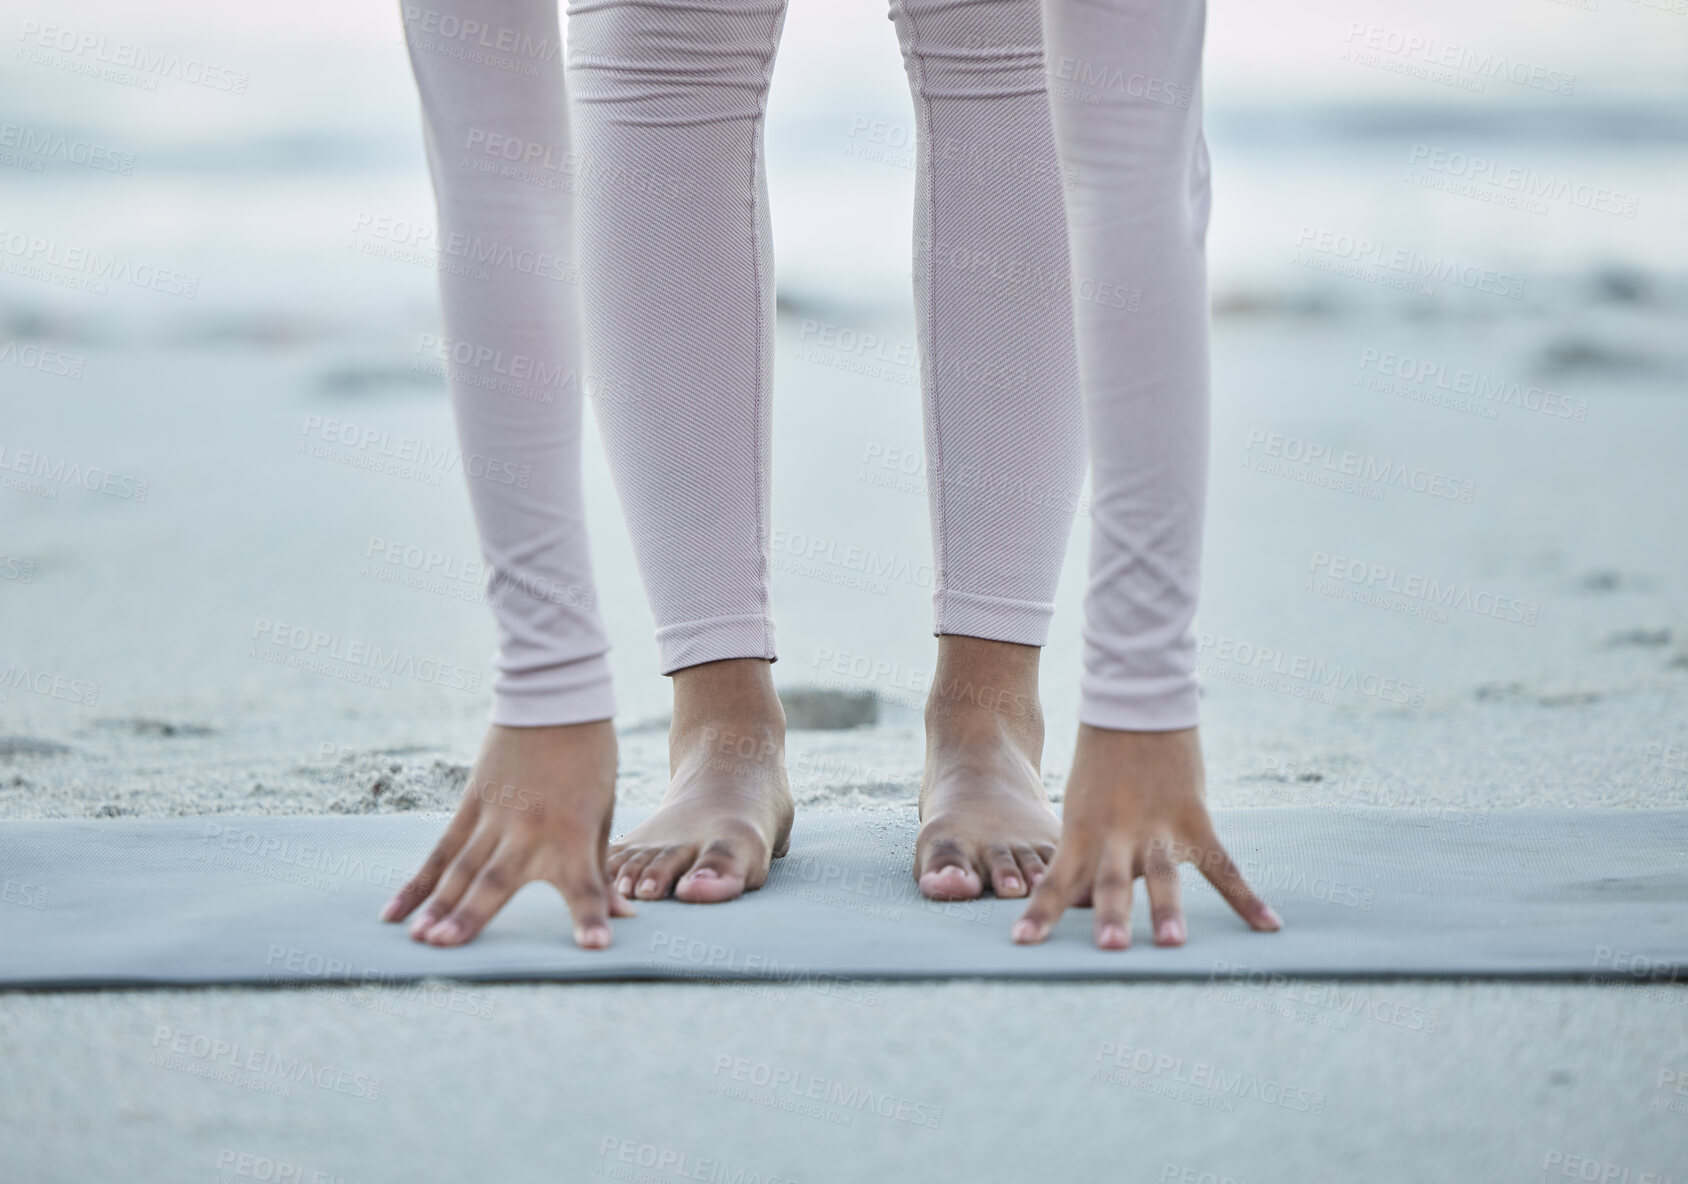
382 805 478 922
408 828 497 940
1011 844 1047 890
984 844 1025 898
613 848 658 900
634 844 696 900
424 840 531 946
1091 845 1135 950
1013 855 1084 944
553 862 615 949
1143 836 1186 946
1191 828 1282 932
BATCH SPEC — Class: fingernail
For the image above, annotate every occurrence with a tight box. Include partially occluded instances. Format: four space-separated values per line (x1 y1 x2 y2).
1098 924 1129 949
578 925 611 949
1157 918 1185 945
426 919 461 945
379 898 402 922
1261 905 1283 930
1011 919 1039 944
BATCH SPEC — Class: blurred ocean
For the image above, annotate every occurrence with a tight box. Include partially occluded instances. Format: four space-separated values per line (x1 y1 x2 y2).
2 0 1684 339
3 0 1686 754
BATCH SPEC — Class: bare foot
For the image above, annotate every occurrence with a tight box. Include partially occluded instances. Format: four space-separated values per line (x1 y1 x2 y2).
915 636 1059 901
381 719 635 949
605 658 793 904
1014 725 1282 950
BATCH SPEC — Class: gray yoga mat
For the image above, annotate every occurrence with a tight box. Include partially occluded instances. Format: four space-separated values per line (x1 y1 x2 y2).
2 808 1685 988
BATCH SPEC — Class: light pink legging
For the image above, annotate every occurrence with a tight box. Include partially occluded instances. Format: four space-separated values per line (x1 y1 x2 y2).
1044 0 1210 731
401 0 1208 732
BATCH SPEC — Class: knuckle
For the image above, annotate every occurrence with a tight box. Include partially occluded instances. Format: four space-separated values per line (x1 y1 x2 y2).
565 874 607 902
925 835 965 858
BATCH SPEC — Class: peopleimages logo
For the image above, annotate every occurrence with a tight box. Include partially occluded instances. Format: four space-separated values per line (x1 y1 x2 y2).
1093 1042 1327 1115
250 617 483 693
1308 551 1540 626
1407 144 1639 219
1243 430 1477 504
709 1055 943 1129
596 1137 799 1184
149 1025 382 1100
1356 347 1589 423
0 122 135 174
0 228 200 298
401 6 562 61
1294 225 1525 299
16 21 251 93
1341 23 1577 96
1197 632 1426 706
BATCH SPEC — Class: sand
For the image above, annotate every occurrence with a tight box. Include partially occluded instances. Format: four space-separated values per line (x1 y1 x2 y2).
4 2 1687 1175
4 304 1687 1181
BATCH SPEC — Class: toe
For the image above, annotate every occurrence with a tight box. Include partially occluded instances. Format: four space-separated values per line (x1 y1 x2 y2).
984 844 1025 898
675 838 752 904
917 836 983 900
1012 844 1048 889
919 864 982 900
634 845 695 900
614 848 657 899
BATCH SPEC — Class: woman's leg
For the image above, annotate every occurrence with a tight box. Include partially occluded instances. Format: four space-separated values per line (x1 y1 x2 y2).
568 0 793 903
1047 0 1209 731
889 0 1089 900
409 0 613 727
568 0 784 672
385 0 628 951
1014 0 1280 949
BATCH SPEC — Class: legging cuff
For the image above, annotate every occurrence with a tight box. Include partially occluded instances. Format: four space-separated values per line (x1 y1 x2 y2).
490 653 617 728
1078 674 1200 732
656 613 777 675
933 589 1054 648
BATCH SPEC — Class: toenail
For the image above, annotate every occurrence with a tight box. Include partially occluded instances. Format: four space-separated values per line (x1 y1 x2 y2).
1098 924 1128 948
427 920 462 945
1002 875 1022 892
1011 919 1039 943
617 878 632 896
638 879 658 895
687 868 718 881
1157 918 1185 945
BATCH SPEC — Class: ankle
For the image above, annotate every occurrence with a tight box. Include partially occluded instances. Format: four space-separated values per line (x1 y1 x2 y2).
668 658 785 767
671 658 783 725
924 635 1044 750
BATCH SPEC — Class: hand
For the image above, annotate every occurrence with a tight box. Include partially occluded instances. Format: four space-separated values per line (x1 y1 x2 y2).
380 721 635 949
1012 725 1281 949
